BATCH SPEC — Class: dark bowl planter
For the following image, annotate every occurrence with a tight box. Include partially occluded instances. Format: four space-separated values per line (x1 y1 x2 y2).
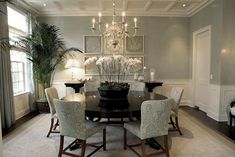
98 88 129 99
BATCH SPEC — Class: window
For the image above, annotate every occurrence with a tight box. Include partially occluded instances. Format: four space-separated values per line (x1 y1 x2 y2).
11 61 25 93
7 6 29 95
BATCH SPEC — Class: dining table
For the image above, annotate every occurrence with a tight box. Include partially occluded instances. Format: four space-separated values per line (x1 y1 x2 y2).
62 91 167 121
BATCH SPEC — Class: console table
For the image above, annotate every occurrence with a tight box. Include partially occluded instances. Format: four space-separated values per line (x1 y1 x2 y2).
144 81 163 92
64 82 84 93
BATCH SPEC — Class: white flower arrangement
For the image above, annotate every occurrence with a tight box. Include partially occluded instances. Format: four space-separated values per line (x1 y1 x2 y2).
84 55 142 82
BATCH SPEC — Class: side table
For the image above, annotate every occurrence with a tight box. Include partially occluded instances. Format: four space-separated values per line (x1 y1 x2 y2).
64 82 85 93
144 81 163 92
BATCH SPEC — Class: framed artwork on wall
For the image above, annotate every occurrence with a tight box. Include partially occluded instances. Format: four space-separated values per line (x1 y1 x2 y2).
84 36 102 54
126 56 144 74
84 56 99 75
103 37 124 54
125 35 144 54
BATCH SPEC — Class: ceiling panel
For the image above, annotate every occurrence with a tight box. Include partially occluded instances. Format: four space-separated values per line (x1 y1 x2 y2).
19 0 215 17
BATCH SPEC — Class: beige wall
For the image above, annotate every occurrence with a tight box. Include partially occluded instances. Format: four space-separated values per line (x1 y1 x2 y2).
221 0 235 85
189 0 223 85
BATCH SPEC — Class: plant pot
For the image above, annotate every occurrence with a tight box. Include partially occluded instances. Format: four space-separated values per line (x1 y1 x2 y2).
98 88 129 99
36 98 50 113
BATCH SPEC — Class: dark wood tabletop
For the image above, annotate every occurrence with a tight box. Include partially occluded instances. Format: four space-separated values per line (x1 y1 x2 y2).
62 91 167 119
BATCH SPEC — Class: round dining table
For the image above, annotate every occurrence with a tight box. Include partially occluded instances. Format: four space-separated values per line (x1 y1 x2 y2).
62 91 167 120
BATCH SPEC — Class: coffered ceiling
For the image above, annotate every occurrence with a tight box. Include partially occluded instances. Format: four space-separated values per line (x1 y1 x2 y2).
18 0 215 17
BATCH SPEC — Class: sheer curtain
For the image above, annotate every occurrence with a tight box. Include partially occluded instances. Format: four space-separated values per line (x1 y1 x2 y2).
0 2 15 129
27 13 37 111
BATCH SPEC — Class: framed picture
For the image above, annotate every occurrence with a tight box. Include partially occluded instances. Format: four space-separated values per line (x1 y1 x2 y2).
126 56 144 74
84 56 99 75
125 36 144 54
84 36 102 54
103 37 124 54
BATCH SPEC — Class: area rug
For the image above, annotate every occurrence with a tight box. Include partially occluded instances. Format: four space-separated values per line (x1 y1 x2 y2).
3 110 235 157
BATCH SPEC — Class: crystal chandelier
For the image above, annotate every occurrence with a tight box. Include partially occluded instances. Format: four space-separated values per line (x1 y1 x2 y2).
91 0 139 48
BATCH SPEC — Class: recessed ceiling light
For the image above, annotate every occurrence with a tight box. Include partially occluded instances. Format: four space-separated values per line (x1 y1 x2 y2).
43 3 47 7
182 3 186 7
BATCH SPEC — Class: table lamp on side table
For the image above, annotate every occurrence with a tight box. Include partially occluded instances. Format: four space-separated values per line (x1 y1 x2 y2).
65 59 79 80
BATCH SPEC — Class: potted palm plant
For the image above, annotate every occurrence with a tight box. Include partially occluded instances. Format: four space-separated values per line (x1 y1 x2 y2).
18 23 82 112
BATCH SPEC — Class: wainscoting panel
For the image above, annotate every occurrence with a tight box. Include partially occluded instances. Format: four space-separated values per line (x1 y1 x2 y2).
220 85 235 121
207 84 221 121
14 92 30 120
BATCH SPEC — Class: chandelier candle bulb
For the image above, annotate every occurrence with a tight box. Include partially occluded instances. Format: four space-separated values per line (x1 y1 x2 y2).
125 23 128 32
98 12 101 23
105 24 109 31
92 18 95 28
134 18 137 28
122 12 125 23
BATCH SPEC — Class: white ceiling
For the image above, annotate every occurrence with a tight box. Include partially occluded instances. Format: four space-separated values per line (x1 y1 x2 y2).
18 0 215 17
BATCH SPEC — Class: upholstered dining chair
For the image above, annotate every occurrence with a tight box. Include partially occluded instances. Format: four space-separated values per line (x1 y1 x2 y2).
230 101 235 130
168 87 184 135
129 81 145 91
123 99 171 157
54 99 106 157
84 81 100 92
45 87 60 137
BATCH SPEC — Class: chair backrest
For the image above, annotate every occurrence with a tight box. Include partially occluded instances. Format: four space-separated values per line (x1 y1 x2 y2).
129 81 145 91
54 99 86 139
169 87 184 105
140 99 171 139
169 87 184 113
84 81 100 92
45 87 59 116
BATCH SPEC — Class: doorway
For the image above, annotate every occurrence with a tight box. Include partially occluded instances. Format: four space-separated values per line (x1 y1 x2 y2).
193 25 211 113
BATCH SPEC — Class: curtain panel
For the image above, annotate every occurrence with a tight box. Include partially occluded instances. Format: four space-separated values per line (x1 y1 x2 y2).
0 2 16 129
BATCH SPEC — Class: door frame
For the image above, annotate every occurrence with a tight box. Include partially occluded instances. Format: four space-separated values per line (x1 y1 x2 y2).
192 25 211 109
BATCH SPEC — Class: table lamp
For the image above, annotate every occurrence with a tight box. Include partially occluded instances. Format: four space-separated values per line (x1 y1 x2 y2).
65 59 79 80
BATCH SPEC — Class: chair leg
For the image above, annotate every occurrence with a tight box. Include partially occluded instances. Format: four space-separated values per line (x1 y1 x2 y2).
103 128 106 151
230 114 232 130
164 135 170 157
47 118 54 137
58 135 64 157
80 140 86 157
123 128 127 150
170 117 176 128
140 140 146 157
175 117 183 135
53 119 59 130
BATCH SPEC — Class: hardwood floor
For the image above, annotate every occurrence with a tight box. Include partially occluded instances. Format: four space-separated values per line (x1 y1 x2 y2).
181 106 235 141
2 111 39 137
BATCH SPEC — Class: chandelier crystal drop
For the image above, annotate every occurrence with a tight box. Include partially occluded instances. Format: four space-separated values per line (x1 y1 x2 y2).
91 0 139 48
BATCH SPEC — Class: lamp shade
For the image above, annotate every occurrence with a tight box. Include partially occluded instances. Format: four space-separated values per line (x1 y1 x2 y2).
65 59 79 68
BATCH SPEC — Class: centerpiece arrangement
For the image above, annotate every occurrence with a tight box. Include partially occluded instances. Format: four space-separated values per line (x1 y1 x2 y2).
84 55 142 99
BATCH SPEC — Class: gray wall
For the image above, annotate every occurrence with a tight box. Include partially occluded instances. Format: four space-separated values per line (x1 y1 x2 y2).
221 0 235 85
38 16 190 80
189 0 223 85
